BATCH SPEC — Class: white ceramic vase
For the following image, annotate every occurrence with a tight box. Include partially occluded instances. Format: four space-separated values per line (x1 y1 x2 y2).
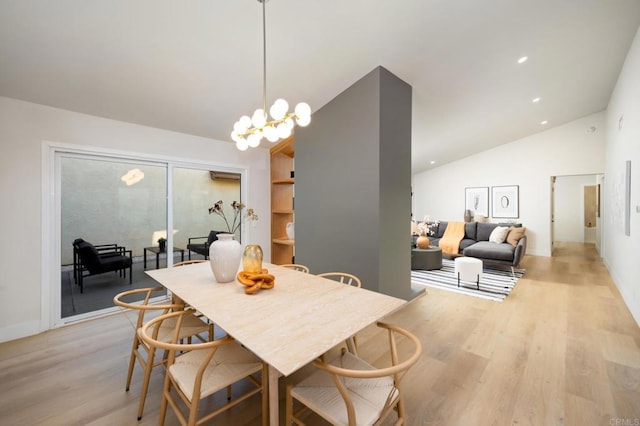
285 222 295 240
208 233 242 283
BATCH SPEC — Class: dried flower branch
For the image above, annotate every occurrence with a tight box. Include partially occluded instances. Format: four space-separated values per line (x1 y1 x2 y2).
208 200 259 234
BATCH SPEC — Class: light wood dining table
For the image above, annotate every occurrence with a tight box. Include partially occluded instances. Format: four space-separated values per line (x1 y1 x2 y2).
146 261 406 425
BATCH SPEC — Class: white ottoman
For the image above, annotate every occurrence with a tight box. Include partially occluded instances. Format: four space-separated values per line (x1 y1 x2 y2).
454 257 483 290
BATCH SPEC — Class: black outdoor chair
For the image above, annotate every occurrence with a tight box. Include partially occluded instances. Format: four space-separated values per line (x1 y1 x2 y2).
74 239 133 293
186 230 227 260
72 238 126 284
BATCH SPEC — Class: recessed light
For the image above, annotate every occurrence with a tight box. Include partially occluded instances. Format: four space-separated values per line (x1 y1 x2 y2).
517 56 528 64
430 160 436 165
541 120 548 125
532 97 540 103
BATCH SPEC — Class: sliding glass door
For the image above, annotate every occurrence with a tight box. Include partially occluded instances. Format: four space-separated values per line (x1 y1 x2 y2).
55 150 244 324
60 155 167 318
172 168 241 261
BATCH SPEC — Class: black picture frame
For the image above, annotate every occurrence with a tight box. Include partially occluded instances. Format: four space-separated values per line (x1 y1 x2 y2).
491 185 519 218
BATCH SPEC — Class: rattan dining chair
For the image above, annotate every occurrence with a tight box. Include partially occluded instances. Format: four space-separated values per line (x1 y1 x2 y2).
316 272 361 287
113 287 213 421
316 272 362 355
172 259 218 337
285 322 422 426
172 259 206 267
140 309 269 426
280 264 310 273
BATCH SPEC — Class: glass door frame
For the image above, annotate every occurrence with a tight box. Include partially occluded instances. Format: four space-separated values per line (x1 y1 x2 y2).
43 141 247 329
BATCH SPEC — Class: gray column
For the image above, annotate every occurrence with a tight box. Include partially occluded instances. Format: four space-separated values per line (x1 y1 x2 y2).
295 66 412 300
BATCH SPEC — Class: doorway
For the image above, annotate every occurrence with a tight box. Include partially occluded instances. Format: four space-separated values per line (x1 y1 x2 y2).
551 173 604 257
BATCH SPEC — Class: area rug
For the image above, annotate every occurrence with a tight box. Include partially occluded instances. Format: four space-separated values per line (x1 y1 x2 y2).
411 258 525 302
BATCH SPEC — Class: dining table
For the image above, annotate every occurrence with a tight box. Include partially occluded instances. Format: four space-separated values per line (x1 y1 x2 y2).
146 261 406 425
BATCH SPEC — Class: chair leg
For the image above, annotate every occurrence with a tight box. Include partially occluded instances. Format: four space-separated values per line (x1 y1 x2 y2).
159 375 171 426
79 273 84 293
187 392 200 426
397 396 407 424
346 336 358 356
262 363 269 426
476 274 480 290
285 383 293 426
125 337 139 391
457 272 460 288
137 347 155 420
129 263 133 284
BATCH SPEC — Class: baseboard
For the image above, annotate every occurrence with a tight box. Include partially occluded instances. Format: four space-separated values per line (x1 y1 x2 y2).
0 320 42 344
603 258 640 328
525 248 551 257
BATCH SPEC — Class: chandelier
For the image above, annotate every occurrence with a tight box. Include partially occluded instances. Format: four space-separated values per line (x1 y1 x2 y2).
232 0 311 151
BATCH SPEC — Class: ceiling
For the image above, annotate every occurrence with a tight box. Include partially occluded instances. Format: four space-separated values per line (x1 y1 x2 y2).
1 1 639 172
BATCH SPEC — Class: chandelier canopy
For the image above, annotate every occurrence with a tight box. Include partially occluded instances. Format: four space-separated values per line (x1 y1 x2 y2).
232 0 311 151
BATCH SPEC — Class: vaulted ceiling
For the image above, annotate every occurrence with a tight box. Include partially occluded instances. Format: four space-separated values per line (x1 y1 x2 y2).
1 0 639 172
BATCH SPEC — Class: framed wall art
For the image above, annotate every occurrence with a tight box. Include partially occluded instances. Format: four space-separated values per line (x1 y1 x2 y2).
492 185 519 218
625 160 631 236
465 187 489 217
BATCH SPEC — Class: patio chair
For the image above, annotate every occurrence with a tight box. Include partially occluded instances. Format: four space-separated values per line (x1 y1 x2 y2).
72 238 126 284
186 230 227 260
286 322 422 426
74 239 133 293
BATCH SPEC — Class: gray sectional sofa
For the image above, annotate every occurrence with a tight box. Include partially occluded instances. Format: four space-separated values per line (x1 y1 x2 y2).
417 221 527 268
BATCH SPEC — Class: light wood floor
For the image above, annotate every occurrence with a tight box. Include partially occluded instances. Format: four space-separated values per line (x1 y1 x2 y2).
1 242 639 425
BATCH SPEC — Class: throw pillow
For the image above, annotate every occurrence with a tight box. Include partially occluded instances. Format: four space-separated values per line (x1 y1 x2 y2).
506 226 526 246
489 226 509 244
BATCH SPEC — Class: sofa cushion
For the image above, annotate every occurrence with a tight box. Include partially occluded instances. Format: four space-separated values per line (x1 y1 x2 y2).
489 226 509 243
506 226 527 246
498 222 522 228
436 221 448 238
476 222 499 241
459 239 476 251
463 241 515 262
464 222 477 240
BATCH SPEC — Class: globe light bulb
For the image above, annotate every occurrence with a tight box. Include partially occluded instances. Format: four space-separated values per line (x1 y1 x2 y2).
247 133 261 148
236 138 249 151
270 98 288 120
252 109 267 128
294 102 311 119
277 122 292 139
239 115 252 129
296 115 311 127
264 125 279 142
284 117 294 130
231 131 241 142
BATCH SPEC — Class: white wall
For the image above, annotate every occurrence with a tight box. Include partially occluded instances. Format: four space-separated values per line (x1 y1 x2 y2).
0 96 270 342
604 27 640 326
412 111 606 257
553 175 598 243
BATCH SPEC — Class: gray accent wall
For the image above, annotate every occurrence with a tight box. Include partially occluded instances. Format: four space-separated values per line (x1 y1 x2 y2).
295 66 412 299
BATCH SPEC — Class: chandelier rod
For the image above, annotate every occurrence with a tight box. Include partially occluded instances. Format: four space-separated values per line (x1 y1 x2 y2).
261 0 267 116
